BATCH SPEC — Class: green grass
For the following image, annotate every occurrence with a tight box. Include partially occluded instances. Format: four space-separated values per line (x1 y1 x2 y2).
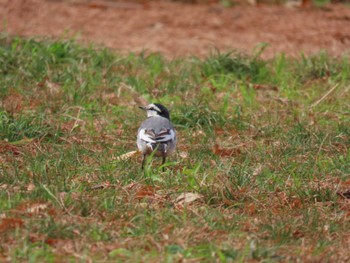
0 33 350 262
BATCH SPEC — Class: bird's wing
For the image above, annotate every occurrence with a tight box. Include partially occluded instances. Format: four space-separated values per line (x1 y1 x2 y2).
139 129 156 143
139 128 175 143
154 128 176 142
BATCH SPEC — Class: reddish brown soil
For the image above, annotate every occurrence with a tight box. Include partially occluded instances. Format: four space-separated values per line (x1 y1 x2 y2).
1 0 350 58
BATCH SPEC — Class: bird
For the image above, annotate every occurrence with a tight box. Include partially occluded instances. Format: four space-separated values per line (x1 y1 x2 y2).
137 103 176 170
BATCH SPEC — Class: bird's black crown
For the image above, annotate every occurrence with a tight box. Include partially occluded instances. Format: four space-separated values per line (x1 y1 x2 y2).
153 103 170 120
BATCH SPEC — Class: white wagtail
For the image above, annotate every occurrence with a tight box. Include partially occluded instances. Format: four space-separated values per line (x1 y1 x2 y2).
137 103 176 170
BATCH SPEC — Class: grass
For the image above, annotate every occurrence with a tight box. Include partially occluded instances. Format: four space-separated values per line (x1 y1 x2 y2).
0 33 349 262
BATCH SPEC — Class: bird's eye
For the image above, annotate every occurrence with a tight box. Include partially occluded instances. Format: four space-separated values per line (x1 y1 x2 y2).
150 107 160 112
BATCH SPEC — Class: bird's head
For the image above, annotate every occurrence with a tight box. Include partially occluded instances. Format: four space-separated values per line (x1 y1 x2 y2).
139 103 170 120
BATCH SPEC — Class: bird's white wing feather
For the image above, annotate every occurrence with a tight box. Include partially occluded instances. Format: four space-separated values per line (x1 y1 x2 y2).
155 129 176 142
139 129 156 143
139 128 175 143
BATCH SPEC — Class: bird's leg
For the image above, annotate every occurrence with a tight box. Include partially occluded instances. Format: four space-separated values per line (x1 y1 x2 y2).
141 154 147 170
162 156 166 172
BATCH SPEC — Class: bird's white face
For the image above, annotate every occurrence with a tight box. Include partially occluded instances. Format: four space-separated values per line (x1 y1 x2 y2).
145 104 161 117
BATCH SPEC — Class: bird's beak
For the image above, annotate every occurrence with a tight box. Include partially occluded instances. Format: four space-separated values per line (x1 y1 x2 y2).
139 106 146 110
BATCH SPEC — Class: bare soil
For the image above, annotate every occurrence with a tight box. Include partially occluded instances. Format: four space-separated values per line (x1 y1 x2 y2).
1 0 350 58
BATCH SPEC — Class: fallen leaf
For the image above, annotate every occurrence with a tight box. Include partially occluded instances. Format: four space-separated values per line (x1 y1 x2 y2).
0 184 8 190
26 183 35 192
212 144 241 157
179 151 188 159
114 151 138 161
293 229 305 238
45 237 61 246
192 130 206 137
214 128 225 135
26 203 48 214
252 164 263 176
291 198 302 209
337 189 350 199
0 142 21 156
340 180 350 187
91 183 111 190
101 92 120 105
2 92 24 114
0 218 24 233
174 192 204 206
253 84 278 91
136 186 155 199
244 203 256 215
45 80 62 96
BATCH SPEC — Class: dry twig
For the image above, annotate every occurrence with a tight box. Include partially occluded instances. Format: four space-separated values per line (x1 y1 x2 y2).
310 83 339 108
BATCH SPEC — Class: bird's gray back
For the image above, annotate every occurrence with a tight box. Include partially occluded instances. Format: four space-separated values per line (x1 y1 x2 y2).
139 117 174 133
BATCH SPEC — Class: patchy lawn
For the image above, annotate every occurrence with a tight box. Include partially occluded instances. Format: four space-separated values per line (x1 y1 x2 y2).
0 35 350 261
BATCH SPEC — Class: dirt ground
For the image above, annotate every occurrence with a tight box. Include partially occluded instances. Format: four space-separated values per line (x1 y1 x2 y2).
1 0 350 59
